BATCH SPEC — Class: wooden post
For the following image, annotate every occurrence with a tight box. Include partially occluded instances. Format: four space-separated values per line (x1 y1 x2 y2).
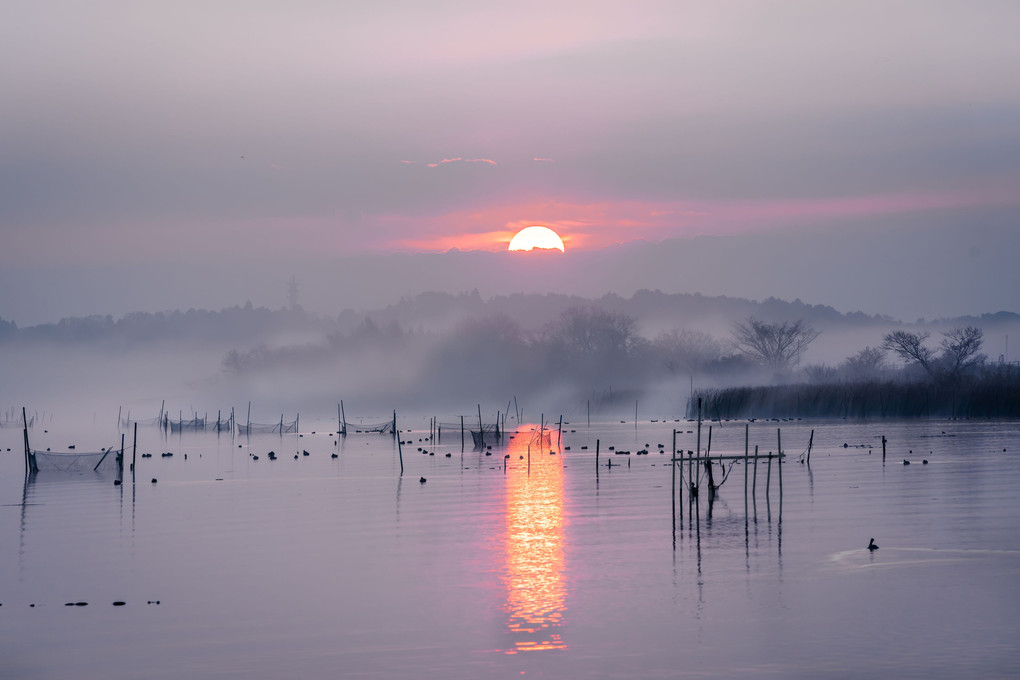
23 406 34 475
766 451 773 503
118 406 122 429
461 415 465 449
279 414 284 434
340 400 347 436
338 403 342 437
672 428 677 512
777 428 783 506
807 429 814 465
119 433 125 477
753 445 759 498
596 439 600 481
396 413 404 475
695 398 702 494
557 415 562 450
514 395 519 423
132 422 138 473
882 435 887 462
246 401 251 436
158 400 165 429
744 423 749 515
477 404 484 447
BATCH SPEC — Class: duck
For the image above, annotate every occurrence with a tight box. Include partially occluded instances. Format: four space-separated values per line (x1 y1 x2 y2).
868 538 879 551
419 477 427 484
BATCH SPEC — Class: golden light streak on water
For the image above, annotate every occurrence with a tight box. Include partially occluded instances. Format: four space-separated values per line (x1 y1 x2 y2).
500 425 568 654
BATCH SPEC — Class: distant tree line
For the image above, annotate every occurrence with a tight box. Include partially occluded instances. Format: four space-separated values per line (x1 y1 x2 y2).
694 326 1020 418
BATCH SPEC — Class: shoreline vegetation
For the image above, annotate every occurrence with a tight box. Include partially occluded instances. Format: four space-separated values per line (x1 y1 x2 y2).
1 291 1017 418
690 368 1020 420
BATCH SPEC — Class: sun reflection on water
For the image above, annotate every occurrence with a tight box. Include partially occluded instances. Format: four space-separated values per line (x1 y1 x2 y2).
501 425 567 654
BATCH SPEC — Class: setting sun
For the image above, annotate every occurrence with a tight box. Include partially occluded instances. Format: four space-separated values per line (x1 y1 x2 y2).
508 226 565 252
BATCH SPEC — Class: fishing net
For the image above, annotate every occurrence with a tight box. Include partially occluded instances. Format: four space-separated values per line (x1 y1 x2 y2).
349 420 394 434
238 418 298 435
168 417 207 433
29 447 121 473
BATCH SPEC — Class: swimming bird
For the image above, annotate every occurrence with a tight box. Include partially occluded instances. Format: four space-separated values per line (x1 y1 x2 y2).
419 477 427 484
868 538 879 551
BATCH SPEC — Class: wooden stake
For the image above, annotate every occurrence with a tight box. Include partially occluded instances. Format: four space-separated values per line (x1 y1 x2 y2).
777 428 783 506
396 416 404 475
752 445 759 498
132 422 138 473
744 423 749 515
695 398 702 494
807 429 814 465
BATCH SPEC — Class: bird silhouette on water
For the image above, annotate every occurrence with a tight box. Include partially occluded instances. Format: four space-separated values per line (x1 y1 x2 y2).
868 538 879 551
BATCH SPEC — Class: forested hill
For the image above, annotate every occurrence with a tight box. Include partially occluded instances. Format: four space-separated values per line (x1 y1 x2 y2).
0 290 1015 347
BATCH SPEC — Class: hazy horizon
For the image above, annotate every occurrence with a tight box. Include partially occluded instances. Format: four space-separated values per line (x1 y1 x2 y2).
4 1 1019 330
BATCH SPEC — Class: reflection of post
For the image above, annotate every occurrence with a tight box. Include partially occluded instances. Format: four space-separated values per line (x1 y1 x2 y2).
501 425 567 654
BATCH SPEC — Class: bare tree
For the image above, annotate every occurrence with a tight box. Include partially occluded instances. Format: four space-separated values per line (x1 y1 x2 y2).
731 318 820 371
881 330 935 376
551 306 637 358
939 326 985 375
841 346 887 381
882 327 985 379
654 329 724 374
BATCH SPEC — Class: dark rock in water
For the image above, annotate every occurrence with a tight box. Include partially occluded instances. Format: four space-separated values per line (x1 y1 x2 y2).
113 601 126 606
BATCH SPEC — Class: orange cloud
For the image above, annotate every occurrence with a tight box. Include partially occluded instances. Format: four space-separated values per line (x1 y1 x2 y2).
426 157 498 168
368 184 1020 253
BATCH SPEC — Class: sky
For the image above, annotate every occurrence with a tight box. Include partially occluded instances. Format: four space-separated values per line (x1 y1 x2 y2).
2 1 1019 323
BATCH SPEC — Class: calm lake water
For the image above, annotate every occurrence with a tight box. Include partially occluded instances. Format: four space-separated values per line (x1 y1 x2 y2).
1 417 1018 679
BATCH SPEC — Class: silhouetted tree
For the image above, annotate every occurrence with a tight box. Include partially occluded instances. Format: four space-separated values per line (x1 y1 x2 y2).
841 346 887 381
882 327 984 380
550 306 637 359
882 330 935 376
653 329 724 374
731 318 819 371
939 326 985 376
